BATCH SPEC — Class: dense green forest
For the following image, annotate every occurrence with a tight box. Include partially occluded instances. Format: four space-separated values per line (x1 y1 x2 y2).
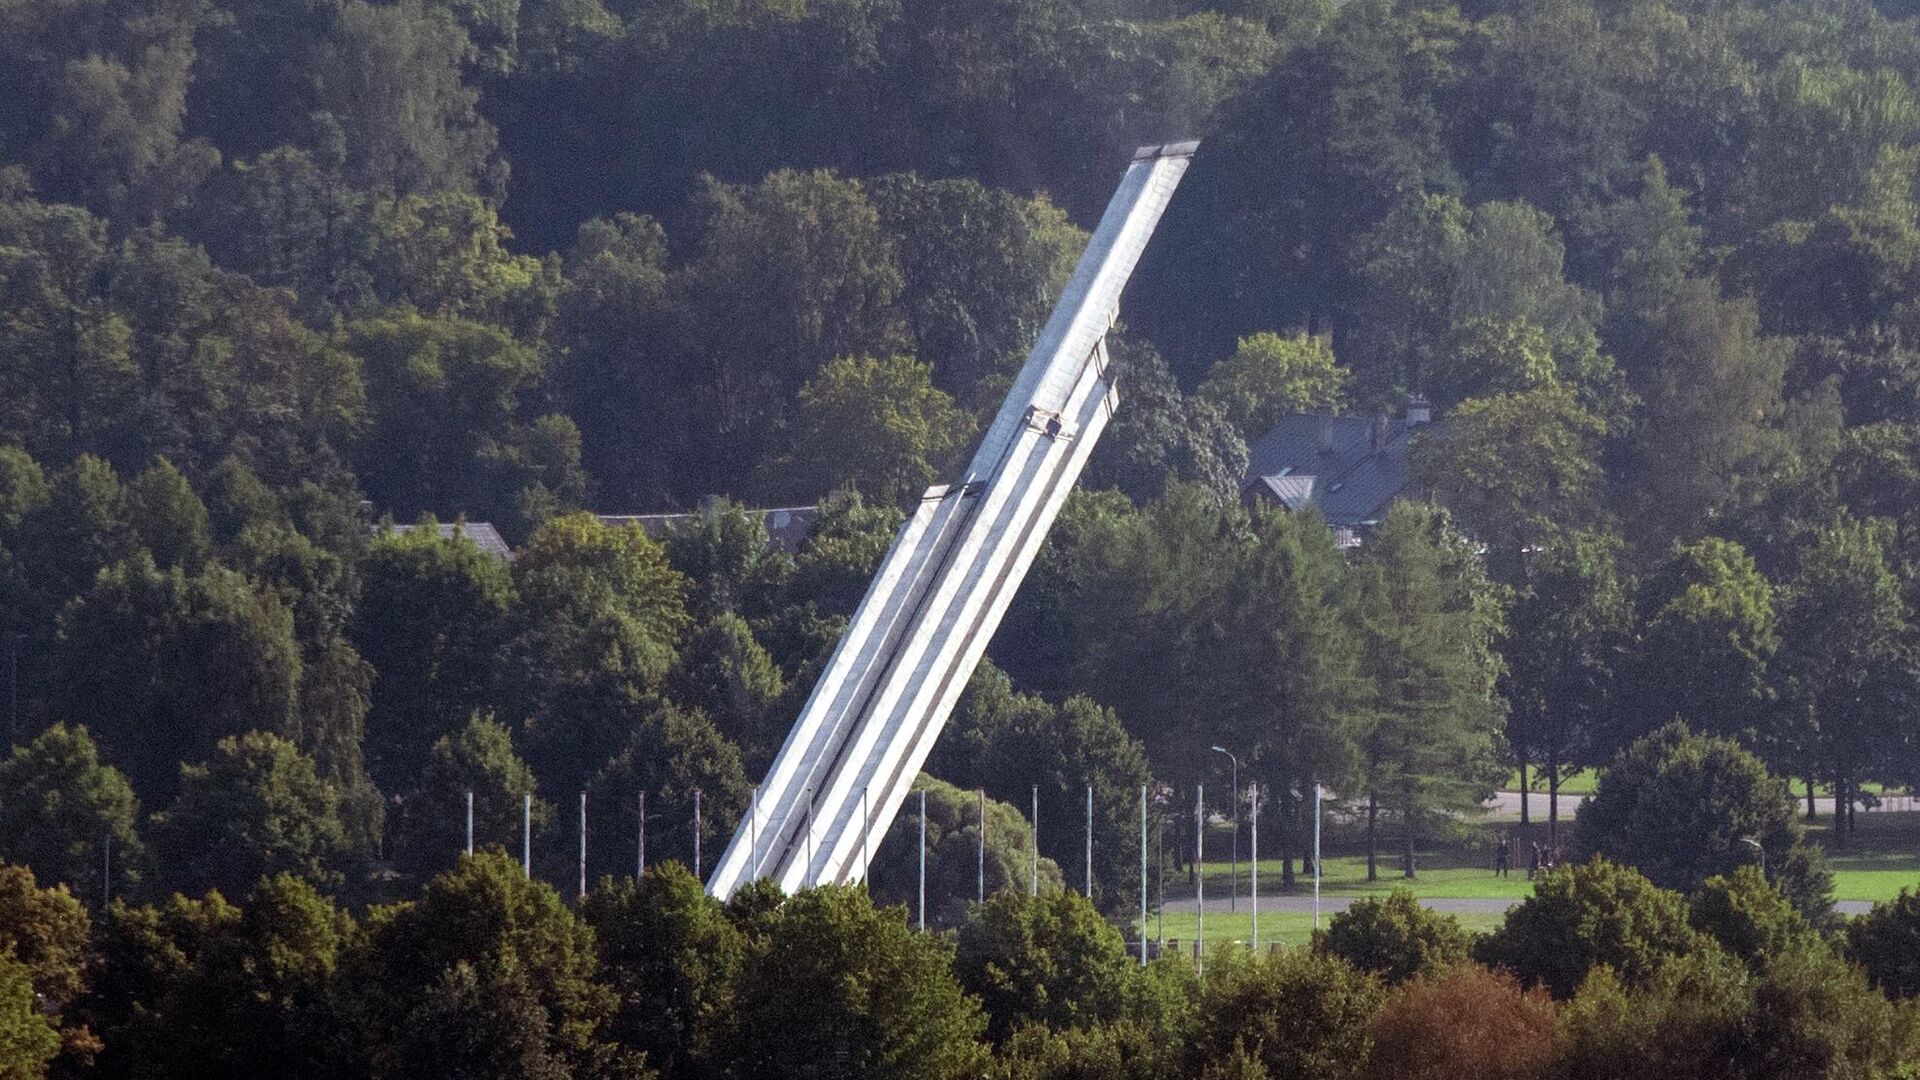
8 849 1920 1079
9 0 1920 1072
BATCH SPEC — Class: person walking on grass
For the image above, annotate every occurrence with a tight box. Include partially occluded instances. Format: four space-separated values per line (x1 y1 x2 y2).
1528 841 1541 881
1495 835 1510 878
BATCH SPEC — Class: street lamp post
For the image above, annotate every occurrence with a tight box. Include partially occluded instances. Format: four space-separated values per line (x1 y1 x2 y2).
1740 836 1768 881
1211 747 1239 913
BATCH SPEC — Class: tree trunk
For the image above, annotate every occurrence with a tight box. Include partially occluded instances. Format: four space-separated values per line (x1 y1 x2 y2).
1847 770 1857 833
1806 777 1817 821
1279 783 1295 891
1300 778 1315 877
1518 756 1530 826
1547 748 1560 851
1401 783 1416 879
1832 764 1848 849
1366 792 1378 882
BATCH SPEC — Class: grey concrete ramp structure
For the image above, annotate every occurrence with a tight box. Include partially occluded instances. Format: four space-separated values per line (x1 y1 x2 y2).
706 141 1199 900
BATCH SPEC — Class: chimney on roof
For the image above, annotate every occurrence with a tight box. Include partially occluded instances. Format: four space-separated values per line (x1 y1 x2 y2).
1318 413 1333 455
1406 393 1431 426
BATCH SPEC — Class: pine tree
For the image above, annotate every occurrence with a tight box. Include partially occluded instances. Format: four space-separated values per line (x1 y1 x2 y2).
1350 502 1507 879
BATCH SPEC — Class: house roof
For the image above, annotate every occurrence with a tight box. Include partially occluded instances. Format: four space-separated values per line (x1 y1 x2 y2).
386 521 514 562
1254 473 1317 513
597 506 820 554
1242 413 1438 529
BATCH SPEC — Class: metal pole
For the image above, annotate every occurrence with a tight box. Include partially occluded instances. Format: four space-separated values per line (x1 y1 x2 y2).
1031 785 1039 897
1195 783 1204 975
466 790 474 856
638 791 646 876
1085 784 1094 897
1250 782 1259 951
523 793 531 876
578 791 587 900
1212 747 1238 913
977 788 985 903
693 788 702 880
925 787 933 930
1313 784 1323 930
1140 785 1148 965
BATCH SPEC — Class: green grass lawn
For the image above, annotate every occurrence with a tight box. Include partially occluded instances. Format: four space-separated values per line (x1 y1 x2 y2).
1148 806 1920 942
1149 908 1509 946
1810 809 1920 904
1502 767 1600 796
1180 854 1536 902
1498 769 1911 801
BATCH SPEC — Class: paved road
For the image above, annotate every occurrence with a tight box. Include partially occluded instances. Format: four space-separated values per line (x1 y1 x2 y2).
1484 790 1585 820
1164 892 1873 917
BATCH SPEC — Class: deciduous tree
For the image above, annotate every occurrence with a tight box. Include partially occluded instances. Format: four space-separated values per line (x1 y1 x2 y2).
1500 528 1633 840
346 853 637 1078
1362 965 1556 1080
1196 331 1350 440
723 885 990 1080
583 864 744 1079
1186 948 1383 1080
0 724 142 900
393 714 551 881
52 555 303 803
351 522 512 791
765 354 974 507
952 891 1135 1042
1315 889 1470 987
152 732 350 898
1475 856 1700 999
1571 722 1831 917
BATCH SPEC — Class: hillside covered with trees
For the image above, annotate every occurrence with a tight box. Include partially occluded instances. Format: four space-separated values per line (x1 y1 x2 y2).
8 0 1920 1072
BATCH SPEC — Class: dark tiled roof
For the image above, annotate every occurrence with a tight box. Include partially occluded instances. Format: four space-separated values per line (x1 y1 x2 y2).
597 506 820 554
1242 414 1438 529
386 521 514 562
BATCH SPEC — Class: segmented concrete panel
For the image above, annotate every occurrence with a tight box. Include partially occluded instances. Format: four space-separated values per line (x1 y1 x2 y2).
706 143 1197 900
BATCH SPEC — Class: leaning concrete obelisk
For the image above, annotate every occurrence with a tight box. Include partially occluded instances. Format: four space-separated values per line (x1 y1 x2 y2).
705 142 1199 900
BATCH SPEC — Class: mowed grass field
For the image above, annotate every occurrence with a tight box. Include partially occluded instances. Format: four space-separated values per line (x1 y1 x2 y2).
1184 854 1536 902
1503 767 1601 796
1502 769 1907 801
1150 805 1920 941
1813 809 1920 904
1150 908 1510 950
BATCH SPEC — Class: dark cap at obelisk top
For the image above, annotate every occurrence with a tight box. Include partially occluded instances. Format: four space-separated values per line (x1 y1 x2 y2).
1132 140 1201 161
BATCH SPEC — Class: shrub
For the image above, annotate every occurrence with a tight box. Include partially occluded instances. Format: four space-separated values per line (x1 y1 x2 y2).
1186 949 1383 1080
1474 857 1699 998
1572 720 1831 917
1847 888 1920 998
1689 865 1817 968
1315 889 1471 986
953 891 1134 1042
1364 965 1557 1080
